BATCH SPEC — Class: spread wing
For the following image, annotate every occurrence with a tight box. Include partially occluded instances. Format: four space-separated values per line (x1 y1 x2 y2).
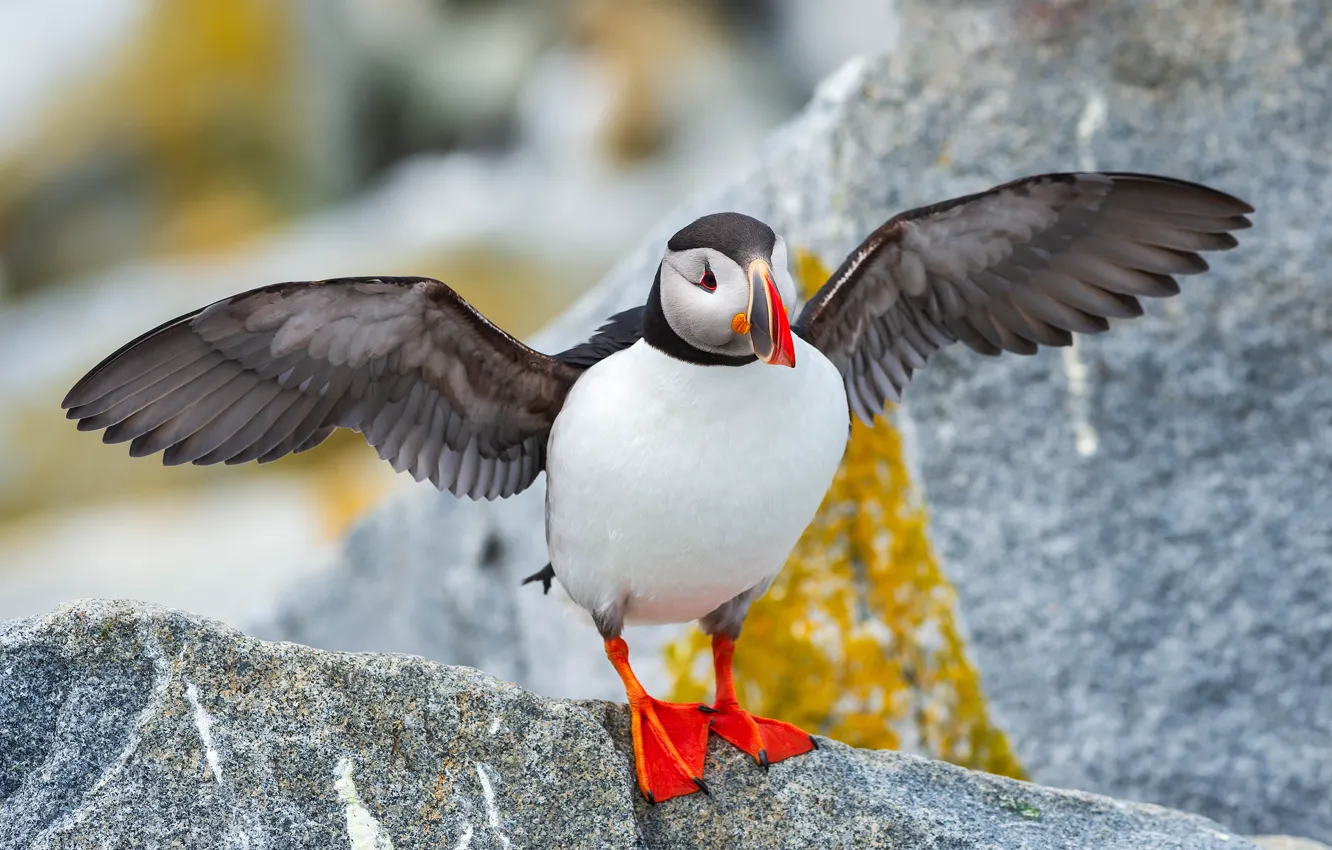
62 276 586 500
795 172 1253 423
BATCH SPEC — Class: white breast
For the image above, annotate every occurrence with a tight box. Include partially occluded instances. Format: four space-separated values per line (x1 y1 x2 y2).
545 336 849 628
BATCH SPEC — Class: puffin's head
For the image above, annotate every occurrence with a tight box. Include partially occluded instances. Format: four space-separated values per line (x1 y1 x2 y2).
656 212 797 367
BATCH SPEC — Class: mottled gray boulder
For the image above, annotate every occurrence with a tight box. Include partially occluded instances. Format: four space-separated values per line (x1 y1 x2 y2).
0 600 1273 849
1252 839 1332 850
874 1 1332 843
264 0 1332 841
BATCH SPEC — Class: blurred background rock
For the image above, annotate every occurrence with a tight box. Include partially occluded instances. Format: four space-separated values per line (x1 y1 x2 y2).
0 0 894 624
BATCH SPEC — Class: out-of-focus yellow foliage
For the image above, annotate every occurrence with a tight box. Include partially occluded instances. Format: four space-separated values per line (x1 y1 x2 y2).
574 0 728 165
664 249 1025 779
309 436 400 541
415 245 594 341
119 0 297 254
0 0 303 290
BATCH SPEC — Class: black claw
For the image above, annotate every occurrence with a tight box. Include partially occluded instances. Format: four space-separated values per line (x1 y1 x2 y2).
758 749 770 769
809 735 819 750
645 790 657 805
697 704 718 714
693 777 711 795
521 563 555 595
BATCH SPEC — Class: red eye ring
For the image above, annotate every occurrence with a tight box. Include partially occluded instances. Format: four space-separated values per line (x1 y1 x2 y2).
699 269 717 292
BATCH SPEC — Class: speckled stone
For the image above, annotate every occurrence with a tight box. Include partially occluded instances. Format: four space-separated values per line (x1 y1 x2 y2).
832 2 1332 843
1 601 1265 849
265 0 1331 841
1252 838 1332 850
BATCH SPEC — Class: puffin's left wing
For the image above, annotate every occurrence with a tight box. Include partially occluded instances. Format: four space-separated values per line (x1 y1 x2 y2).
63 277 583 499
794 172 1252 423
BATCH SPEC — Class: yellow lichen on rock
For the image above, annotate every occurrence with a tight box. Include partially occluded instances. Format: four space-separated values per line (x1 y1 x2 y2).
664 249 1025 779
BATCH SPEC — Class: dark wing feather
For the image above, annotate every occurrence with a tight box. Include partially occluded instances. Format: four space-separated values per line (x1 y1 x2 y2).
553 306 644 368
795 172 1253 422
63 276 584 500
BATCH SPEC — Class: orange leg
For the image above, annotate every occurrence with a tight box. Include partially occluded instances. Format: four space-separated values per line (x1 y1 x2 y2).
605 637 711 803
704 634 817 766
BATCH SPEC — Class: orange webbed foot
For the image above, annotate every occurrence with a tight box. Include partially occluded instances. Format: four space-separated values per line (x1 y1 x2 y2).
705 633 817 767
606 637 711 803
627 694 711 803
703 701 817 766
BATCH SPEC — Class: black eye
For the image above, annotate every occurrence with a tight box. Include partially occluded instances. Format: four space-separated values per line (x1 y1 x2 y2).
698 269 717 292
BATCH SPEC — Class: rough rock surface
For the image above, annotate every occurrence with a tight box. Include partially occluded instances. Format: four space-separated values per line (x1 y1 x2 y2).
878 2 1332 843
263 0 1332 841
1252 839 1332 850
0 601 1268 850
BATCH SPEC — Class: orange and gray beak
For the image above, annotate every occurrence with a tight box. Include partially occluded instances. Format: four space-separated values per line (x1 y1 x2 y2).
744 259 796 367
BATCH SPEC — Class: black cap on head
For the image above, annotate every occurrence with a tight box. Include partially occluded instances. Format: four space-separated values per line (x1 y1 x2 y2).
667 212 776 264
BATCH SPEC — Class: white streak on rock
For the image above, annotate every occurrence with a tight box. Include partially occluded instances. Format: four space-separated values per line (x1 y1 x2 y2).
88 634 172 797
1076 92 1108 172
1063 90 1109 458
1061 342 1099 457
185 680 223 783
812 55 871 107
224 823 260 850
334 758 394 850
452 823 474 850
474 762 509 849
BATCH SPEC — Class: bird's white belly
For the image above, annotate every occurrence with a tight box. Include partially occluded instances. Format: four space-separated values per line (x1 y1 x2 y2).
545 337 848 628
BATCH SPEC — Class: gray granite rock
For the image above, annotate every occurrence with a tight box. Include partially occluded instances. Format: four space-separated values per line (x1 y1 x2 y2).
1252 839 1332 850
264 0 1332 840
0 600 1267 850
874 1 1332 843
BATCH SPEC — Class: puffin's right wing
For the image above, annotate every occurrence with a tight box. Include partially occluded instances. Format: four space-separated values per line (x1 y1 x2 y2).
794 172 1253 423
63 276 587 499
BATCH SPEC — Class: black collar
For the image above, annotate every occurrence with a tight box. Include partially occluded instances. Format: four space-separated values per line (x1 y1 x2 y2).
642 264 757 367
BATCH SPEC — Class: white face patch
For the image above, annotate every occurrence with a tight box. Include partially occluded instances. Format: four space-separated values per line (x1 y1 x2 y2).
659 247 755 357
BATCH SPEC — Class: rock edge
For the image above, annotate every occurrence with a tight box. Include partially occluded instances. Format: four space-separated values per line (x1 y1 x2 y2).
2 599 1259 850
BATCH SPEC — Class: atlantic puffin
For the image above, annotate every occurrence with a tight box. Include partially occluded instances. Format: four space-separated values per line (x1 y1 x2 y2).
62 172 1251 803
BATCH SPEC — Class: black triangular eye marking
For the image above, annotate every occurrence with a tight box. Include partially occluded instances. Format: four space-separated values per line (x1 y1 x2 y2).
521 563 556 594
